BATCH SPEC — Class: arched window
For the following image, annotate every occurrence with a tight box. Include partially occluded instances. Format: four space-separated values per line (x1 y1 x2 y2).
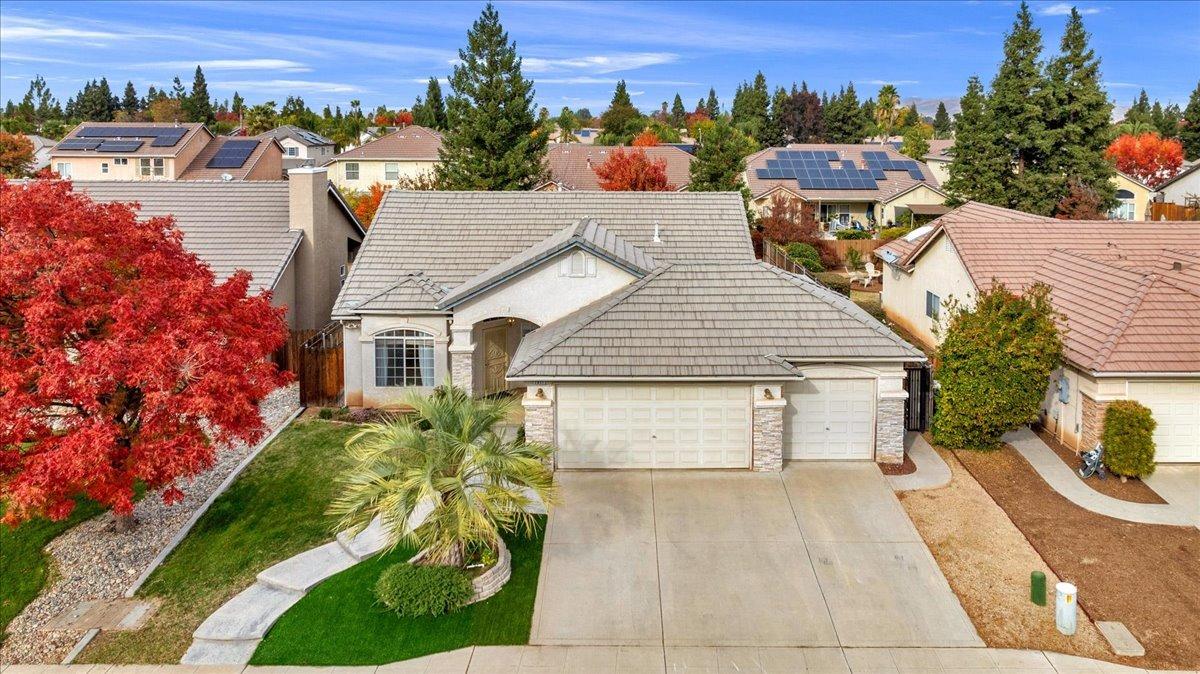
559 250 595 277
374 329 434 387
1109 189 1137 220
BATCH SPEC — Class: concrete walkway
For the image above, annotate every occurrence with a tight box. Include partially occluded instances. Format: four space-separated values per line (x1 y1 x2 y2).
1145 465 1200 529
6 647 1195 673
887 432 952 491
1005 428 1197 528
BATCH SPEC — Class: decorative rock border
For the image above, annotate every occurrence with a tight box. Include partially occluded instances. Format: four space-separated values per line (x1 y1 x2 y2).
468 538 511 605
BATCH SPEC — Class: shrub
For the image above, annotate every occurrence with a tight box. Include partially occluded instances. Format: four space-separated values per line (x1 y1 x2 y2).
318 408 334 420
815 272 851 296
784 242 825 272
835 228 872 240
879 226 913 241
845 248 864 271
931 283 1063 450
374 562 474 617
1101 400 1156 478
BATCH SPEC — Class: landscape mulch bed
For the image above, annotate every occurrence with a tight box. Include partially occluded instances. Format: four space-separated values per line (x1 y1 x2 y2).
1034 427 1166 504
877 453 917 476
953 444 1200 670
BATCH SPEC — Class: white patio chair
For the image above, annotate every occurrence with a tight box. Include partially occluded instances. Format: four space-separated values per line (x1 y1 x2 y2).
858 261 882 287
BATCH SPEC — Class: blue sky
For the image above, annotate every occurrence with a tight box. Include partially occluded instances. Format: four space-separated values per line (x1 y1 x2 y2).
2 1 1197 118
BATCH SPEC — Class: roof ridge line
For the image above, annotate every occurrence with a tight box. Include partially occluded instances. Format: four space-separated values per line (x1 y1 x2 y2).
1091 272 1155 370
507 264 674 377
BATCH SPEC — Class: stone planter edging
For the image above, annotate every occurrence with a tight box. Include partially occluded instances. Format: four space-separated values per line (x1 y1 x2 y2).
468 538 511 604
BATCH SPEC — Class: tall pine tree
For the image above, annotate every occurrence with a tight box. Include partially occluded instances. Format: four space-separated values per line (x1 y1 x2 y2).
670 94 686 128
597 80 645 144
184 66 213 123
944 76 1009 207
1044 7 1114 214
423 77 447 130
932 101 952 139
121 81 139 115
436 4 547 190
1180 82 1200 160
705 88 720 118
730 72 770 142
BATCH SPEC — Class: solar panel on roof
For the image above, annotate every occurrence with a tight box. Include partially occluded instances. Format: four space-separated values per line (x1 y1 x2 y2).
764 148 878 190
56 138 103 150
97 139 144 152
76 126 188 147
205 140 259 169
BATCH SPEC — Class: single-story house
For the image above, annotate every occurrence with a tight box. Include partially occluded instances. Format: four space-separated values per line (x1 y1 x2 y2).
743 144 947 230
875 201 1200 462
535 144 694 191
1156 161 1200 209
74 167 363 330
333 191 925 469
258 124 337 169
25 133 56 172
51 122 284 181
323 125 441 190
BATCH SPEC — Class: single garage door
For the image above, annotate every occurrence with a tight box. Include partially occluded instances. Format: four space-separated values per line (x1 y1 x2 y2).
556 384 751 468
784 378 876 460
1128 381 1200 462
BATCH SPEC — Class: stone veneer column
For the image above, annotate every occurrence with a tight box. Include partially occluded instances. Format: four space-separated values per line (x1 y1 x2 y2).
448 322 474 395
752 383 786 472
522 385 556 467
1079 394 1110 451
875 374 908 464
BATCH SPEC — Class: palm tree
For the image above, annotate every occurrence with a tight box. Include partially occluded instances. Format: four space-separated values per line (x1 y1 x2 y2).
329 385 557 567
874 84 902 143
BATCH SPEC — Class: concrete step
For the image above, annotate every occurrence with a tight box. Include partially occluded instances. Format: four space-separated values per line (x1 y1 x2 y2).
192 583 302 641
336 518 390 561
180 636 261 665
256 541 358 593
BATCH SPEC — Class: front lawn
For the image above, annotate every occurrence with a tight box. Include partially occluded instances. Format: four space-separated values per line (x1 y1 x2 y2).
251 519 545 665
79 420 359 663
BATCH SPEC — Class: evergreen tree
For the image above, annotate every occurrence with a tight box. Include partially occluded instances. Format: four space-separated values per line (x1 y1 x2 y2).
597 80 644 145
944 76 1009 206
73 79 118 122
823 82 869 143
556 107 579 142
1043 7 1115 214
932 101 952 138
171 76 186 99
412 95 429 127
423 77 448 130
121 81 139 115
989 2 1055 214
1152 102 1182 139
900 124 931 161
1123 89 1152 126
705 88 720 118
792 82 824 142
1182 82 1200 160
436 3 547 190
232 91 245 116
24 76 60 122
185 66 213 123
670 93 686 128
730 72 770 142
689 118 755 192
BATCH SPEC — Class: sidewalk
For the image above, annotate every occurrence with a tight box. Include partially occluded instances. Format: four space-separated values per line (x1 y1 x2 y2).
4 646 1195 674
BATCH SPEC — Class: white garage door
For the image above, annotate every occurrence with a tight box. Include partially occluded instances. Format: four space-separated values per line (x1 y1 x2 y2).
784 379 876 460
1128 381 1200 462
556 384 751 469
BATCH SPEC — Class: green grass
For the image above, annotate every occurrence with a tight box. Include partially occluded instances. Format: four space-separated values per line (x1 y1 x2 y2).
79 419 360 663
251 520 546 665
1 498 104 644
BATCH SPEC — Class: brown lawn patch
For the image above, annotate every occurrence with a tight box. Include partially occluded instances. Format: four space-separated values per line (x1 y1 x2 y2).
877 452 916 476
897 445 1113 662
953 443 1200 670
1034 426 1165 504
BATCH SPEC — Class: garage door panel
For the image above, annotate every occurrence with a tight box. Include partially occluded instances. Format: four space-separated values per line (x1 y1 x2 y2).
1128 381 1200 462
785 379 876 460
556 384 751 469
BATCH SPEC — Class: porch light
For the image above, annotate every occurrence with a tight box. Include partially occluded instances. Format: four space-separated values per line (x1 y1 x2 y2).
762 388 775 400
535 387 547 399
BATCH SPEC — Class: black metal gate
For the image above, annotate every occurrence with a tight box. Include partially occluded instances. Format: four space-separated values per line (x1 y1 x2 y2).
904 363 933 431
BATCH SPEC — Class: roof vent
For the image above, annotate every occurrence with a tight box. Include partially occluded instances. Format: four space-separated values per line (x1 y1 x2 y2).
221 173 233 181
1172 261 1183 271
653 220 662 243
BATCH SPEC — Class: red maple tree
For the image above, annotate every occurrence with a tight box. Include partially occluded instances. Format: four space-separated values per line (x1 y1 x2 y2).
0 179 290 525
592 148 675 192
1105 132 1184 189
353 182 389 225
630 130 661 147
0 131 34 178
756 192 836 266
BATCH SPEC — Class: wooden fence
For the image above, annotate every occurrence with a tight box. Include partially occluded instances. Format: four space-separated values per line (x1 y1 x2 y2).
271 324 345 407
1149 202 1200 221
825 239 887 265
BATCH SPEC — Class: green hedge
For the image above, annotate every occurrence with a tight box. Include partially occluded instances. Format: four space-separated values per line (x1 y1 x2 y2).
879 226 913 241
814 272 851 296
374 563 474 617
834 228 872 240
784 242 825 273
1101 400 1156 478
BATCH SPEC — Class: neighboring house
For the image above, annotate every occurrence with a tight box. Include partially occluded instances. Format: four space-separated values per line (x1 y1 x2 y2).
50 122 284 181
25 133 55 171
743 144 947 230
324 125 442 190
333 191 925 470
535 144 694 191
258 125 336 168
875 201 1200 462
921 139 955 184
1156 161 1200 209
74 167 364 330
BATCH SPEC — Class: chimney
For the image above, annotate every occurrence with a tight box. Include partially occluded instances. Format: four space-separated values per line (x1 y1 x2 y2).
288 166 331 330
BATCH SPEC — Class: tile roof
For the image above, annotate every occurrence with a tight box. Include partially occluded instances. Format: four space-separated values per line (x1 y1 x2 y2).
743 143 942 201
334 191 754 317
876 201 1200 373
52 122 210 158
507 261 924 380
437 218 658 309
327 125 442 162
923 139 954 162
72 181 302 291
354 272 448 313
542 144 694 190
178 137 282 181
258 124 334 147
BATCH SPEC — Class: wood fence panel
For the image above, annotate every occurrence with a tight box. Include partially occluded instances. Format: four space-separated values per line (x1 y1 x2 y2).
826 239 887 265
272 326 345 407
1149 202 1200 221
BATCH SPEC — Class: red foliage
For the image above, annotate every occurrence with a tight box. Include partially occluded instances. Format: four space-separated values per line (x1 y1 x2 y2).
1054 179 1106 220
592 148 675 192
630 130 661 147
758 193 836 266
0 132 34 177
354 182 389 226
1105 133 1184 189
374 111 414 127
0 179 290 524
214 110 240 123
685 107 711 128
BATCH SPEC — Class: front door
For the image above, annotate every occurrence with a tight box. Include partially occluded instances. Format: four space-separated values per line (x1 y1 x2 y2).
482 325 510 396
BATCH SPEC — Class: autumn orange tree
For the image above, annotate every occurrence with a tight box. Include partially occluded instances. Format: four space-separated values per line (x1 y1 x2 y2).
630 130 661 147
1105 132 1184 189
0 179 290 527
353 182 389 225
592 148 675 191
0 132 34 177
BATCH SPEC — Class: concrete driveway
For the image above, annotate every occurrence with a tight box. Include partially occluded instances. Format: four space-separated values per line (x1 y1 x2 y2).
530 463 982 649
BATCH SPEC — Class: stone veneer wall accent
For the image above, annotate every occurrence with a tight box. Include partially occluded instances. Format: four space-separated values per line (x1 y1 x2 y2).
752 400 785 472
524 401 555 446
875 396 906 464
468 537 511 604
1080 394 1110 451
450 349 473 395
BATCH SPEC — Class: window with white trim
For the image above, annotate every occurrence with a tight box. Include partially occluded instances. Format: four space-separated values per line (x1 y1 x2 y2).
374 329 435 387
55 162 72 178
139 157 164 177
345 162 359 180
1108 189 1136 221
925 291 941 319
101 162 109 174
114 157 128 165
384 162 400 181
286 146 298 157
559 250 596 277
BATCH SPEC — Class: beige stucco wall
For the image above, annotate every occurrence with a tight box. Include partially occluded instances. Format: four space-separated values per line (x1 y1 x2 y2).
271 258 298 329
881 184 948 225
344 314 452 408
1111 173 1151 221
287 167 364 330
51 155 178 180
326 159 438 189
1159 168 1200 206
925 158 950 185
880 230 975 349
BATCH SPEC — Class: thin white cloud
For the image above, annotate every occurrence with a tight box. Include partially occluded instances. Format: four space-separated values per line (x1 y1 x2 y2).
139 59 312 73
536 77 699 86
0 17 115 42
211 79 365 94
1037 3 1101 16
0 53 78 64
523 52 678 74
1103 81 1143 89
861 79 920 86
